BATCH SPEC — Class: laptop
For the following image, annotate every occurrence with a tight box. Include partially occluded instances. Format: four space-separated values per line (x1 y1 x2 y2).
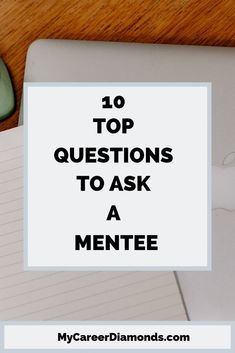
20 39 235 320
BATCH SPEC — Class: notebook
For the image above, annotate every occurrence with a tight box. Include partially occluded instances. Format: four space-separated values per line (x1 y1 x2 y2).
0 126 187 321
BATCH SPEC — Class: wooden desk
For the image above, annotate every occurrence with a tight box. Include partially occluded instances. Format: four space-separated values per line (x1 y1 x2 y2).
1 0 235 132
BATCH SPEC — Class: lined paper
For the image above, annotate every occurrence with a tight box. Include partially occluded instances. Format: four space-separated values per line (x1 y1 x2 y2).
0 126 187 321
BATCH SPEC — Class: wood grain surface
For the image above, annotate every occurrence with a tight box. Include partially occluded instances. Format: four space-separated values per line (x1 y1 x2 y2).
0 0 235 132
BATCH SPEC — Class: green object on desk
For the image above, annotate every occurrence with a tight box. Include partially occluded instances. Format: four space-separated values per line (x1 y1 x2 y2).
0 58 15 120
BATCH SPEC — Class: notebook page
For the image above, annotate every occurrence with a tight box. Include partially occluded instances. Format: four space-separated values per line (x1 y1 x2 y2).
0 126 187 321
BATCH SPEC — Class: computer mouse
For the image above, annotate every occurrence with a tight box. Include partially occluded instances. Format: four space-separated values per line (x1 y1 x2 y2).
0 58 15 120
